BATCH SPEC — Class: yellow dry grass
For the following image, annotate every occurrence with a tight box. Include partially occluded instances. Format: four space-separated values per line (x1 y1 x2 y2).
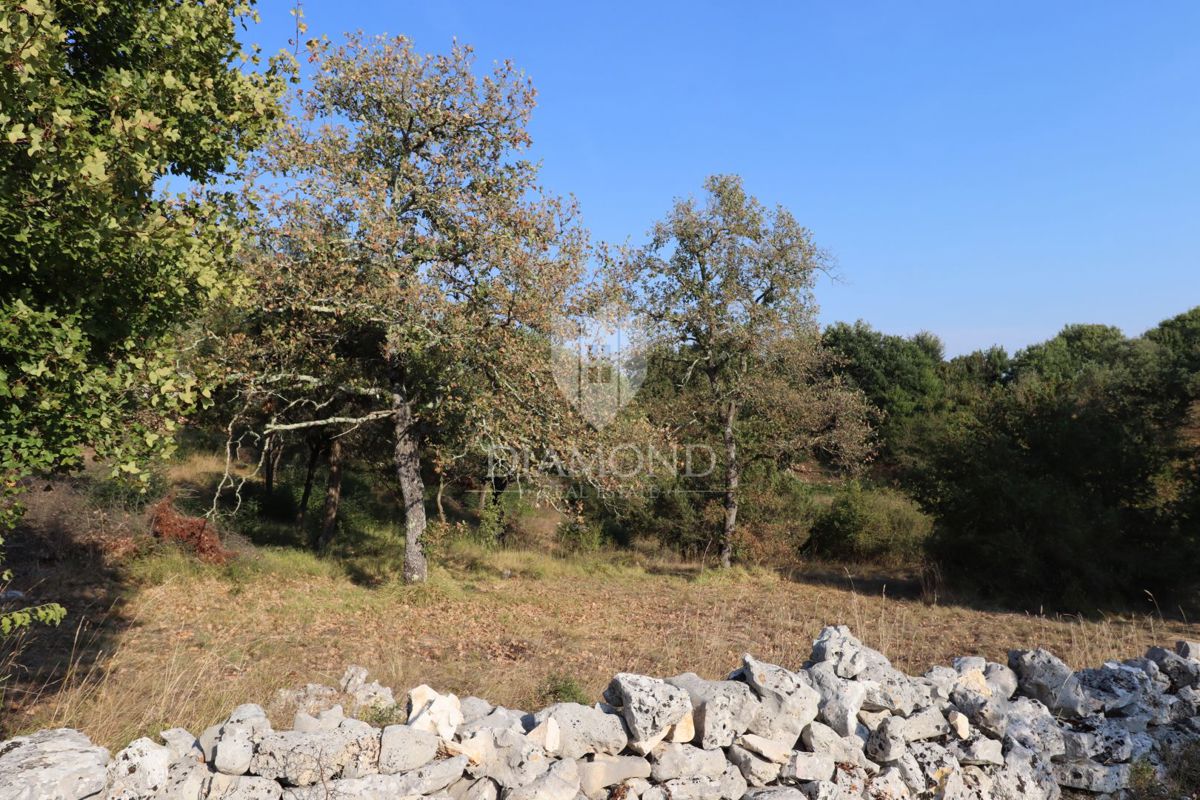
14 544 1200 751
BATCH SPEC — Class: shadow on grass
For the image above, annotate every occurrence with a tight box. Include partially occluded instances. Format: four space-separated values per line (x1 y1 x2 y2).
1 475 136 738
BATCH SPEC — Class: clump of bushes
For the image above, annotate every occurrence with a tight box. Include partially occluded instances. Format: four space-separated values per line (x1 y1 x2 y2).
803 483 932 566
556 516 605 554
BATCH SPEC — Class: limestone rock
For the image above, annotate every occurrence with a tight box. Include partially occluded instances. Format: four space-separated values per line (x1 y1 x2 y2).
949 733 1003 767
462 697 496 725
249 728 381 786
577 754 650 798
1004 697 1065 759
213 723 255 776
906 742 965 799
648 743 726 782
984 662 1019 700
807 662 866 738
1060 716 1133 763
452 728 552 789
378 723 439 774
666 711 695 744
864 767 912 800
1177 640 1200 660
900 708 948 742
811 626 893 680
778 752 835 784
864 716 905 763
1051 759 1130 793
604 674 692 746
800 722 871 771
737 733 792 764
743 789 807 800
945 710 970 740
339 665 395 711
738 656 819 743
409 685 465 740
526 717 561 756
462 707 529 739
105 737 171 799
534 703 628 759
1008 649 1094 718
159 758 209 799
505 757 580 800
205 774 285 799
726 744 781 786
666 673 759 749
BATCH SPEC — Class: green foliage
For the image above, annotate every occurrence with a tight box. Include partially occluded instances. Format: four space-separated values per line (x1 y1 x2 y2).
804 482 932 566
0 0 287 633
538 672 589 705
358 704 408 728
903 313 1200 608
0 599 66 636
1128 742 1200 800
475 491 504 549
823 321 946 422
223 33 588 583
557 516 606 554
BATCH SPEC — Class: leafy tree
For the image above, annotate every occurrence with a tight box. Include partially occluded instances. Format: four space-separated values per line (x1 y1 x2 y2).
226 34 587 582
923 319 1200 608
0 1 286 630
620 175 872 567
823 321 945 422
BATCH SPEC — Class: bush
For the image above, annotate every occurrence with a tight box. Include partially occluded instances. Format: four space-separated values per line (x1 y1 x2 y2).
538 672 589 705
556 517 605 554
1129 742 1200 799
736 468 821 565
804 483 932 566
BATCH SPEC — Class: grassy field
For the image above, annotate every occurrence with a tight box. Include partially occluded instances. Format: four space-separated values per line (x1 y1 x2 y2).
4 454 1199 751
6 536 1199 751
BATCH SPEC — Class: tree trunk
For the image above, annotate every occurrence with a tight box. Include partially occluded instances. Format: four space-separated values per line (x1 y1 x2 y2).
436 474 446 525
263 434 276 496
720 399 739 569
392 378 428 583
297 438 322 528
317 438 343 551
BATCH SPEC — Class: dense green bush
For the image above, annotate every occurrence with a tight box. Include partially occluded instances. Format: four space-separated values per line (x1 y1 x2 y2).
804 483 932 566
556 517 606 554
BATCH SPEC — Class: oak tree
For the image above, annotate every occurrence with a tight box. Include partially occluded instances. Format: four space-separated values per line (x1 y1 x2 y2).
230 34 586 582
621 175 871 567
0 0 286 631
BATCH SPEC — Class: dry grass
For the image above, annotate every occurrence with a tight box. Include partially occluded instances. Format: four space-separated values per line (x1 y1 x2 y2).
11 542 1200 751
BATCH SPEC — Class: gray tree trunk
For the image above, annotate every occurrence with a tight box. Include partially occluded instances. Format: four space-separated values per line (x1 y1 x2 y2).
392 378 428 583
297 438 322 528
721 398 739 569
317 437 343 551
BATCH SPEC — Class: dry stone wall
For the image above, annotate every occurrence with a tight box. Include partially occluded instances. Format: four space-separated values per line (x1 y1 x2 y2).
4 626 1199 800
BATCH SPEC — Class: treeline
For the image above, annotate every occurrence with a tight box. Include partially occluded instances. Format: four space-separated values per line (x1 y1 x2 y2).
823 314 1200 609
2 2 1197 624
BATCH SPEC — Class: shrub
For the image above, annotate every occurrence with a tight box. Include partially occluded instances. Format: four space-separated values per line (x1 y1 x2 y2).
1129 742 1200 799
804 483 932 566
475 491 504 549
556 517 605 554
539 672 589 705
736 468 821 565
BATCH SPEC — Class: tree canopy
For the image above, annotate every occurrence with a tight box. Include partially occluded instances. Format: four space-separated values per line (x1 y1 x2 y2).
0 0 287 630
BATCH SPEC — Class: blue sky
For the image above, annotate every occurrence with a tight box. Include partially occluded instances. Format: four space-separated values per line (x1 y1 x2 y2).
247 1 1200 355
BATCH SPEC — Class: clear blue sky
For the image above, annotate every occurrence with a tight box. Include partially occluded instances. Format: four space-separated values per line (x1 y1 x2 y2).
247 1 1200 356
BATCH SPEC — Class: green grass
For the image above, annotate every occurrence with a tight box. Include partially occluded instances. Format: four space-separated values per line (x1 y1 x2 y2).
538 672 590 705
